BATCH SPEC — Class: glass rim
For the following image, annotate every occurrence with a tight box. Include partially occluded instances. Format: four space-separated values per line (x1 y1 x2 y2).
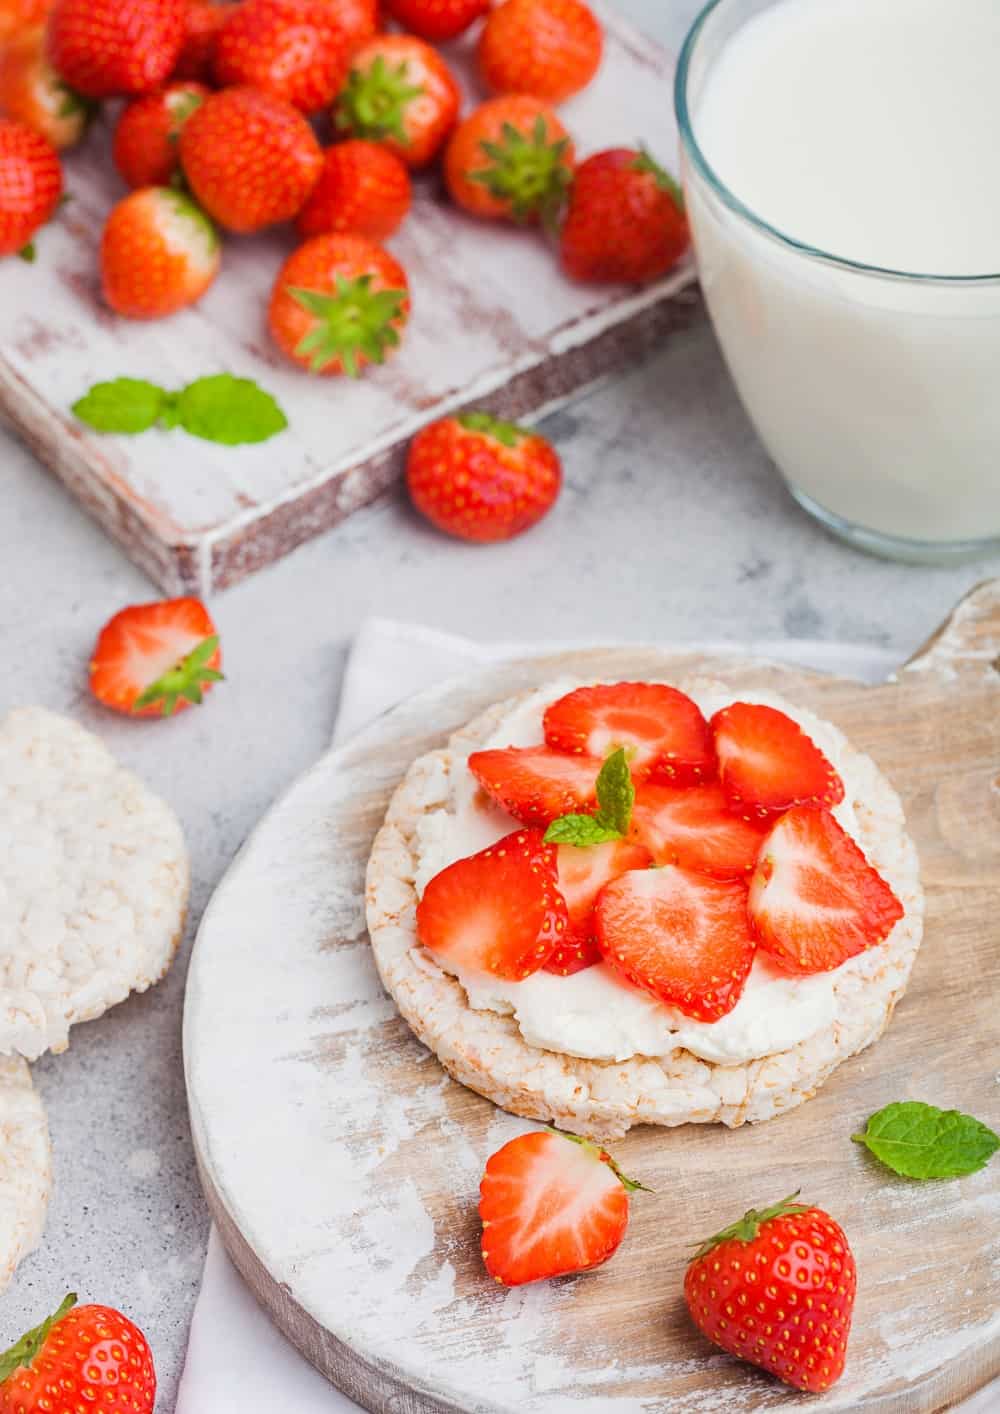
674 0 1000 286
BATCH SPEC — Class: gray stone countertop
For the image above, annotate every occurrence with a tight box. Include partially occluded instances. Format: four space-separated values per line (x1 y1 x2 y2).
2 0 998 1406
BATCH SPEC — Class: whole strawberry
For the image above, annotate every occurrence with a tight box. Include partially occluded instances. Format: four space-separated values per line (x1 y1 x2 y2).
101 187 220 319
444 95 573 224
384 0 488 42
179 86 323 233
296 140 411 241
172 0 233 81
335 34 460 169
684 1194 857 1393
113 82 208 190
561 147 689 284
478 0 602 103
0 118 61 258
407 411 561 542
268 232 410 376
214 0 352 113
47 0 188 99
0 1295 156 1413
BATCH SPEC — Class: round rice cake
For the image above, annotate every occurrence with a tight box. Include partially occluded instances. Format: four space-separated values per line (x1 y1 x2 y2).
0 707 189 1060
365 678 924 1140
0 1055 51 1293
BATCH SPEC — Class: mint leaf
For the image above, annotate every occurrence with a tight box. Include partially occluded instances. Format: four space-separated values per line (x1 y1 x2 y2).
545 814 623 847
594 748 634 835
175 374 288 446
853 1101 1000 1179
72 378 167 434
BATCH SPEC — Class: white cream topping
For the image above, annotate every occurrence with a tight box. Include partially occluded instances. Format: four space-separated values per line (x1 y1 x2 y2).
414 680 872 1067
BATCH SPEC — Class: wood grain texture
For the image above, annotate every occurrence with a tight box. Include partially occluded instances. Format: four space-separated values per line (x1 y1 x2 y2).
184 580 1000 1413
0 6 697 597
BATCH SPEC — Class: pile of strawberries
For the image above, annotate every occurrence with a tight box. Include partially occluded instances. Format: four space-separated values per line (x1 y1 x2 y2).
0 0 689 378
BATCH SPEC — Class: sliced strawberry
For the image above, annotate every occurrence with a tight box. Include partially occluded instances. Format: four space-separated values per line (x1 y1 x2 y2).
543 682 714 785
467 746 601 827
416 827 568 981
595 865 755 1021
479 1128 642 1286
630 781 767 879
88 597 223 717
711 701 844 819
545 838 652 975
748 806 903 974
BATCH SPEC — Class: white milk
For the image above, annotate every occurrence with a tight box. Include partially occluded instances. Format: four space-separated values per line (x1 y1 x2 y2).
679 0 1000 550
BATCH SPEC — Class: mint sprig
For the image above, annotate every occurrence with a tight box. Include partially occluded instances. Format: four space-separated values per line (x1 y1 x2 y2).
545 748 634 847
853 1101 1000 1180
72 375 288 445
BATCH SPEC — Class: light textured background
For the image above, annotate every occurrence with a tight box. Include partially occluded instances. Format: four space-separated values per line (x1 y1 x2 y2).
1 1 998 1406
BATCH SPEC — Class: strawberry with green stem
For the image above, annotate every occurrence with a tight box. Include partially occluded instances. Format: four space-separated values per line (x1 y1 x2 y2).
335 34 460 168
0 27 92 151
112 82 208 190
560 145 689 284
89 596 223 717
445 95 574 225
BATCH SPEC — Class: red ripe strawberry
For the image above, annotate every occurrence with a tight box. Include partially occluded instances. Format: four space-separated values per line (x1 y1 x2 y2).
0 118 61 259
112 82 208 190
468 746 601 827
546 838 652 975
417 827 567 980
47 0 187 99
560 147 689 285
384 0 488 42
631 782 768 880
89 597 223 717
173 0 233 81
179 86 323 233
335 34 460 169
479 1129 644 1286
0 27 90 151
0 0 51 46
444 94 573 224
329 0 379 51
748 806 903 975
213 0 351 113
0 1295 156 1413
406 412 561 544
478 0 602 103
684 1195 856 1392
711 702 845 820
543 682 713 785
100 187 220 319
596 864 755 1021
268 232 409 376
296 139 411 241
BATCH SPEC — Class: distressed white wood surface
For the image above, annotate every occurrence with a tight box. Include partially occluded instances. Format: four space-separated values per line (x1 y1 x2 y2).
0 5 697 595
184 582 1000 1414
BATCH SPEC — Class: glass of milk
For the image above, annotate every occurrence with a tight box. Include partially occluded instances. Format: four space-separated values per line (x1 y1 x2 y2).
675 0 1000 562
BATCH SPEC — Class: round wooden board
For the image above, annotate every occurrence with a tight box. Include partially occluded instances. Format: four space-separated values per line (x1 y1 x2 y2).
184 583 1000 1414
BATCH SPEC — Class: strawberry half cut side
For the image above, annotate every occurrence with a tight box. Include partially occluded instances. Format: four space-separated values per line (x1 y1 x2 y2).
543 681 714 785
416 827 568 980
711 701 845 819
467 746 602 827
596 864 756 1022
545 837 652 975
630 781 768 879
748 805 904 974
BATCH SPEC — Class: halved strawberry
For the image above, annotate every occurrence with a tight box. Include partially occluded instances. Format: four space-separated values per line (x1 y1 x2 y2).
416 827 568 981
711 702 844 819
543 682 714 785
89 597 223 717
545 838 652 975
467 746 601 827
479 1128 644 1286
630 781 767 879
748 806 903 975
596 865 755 1021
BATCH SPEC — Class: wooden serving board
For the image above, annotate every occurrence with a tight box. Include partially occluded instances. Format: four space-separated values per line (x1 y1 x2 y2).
183 581 1000 1414
0 5 697 597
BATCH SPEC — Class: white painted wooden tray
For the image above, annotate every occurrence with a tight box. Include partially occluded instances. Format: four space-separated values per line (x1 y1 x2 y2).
0 5 697 596
184 581 1000 1413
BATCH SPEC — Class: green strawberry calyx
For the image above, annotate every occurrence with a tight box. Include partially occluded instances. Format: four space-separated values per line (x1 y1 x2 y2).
335 57 424 147
456 410 528 449
689 1191 811 1262
0 1294 76 1384
133 634 224 715
288 276 408 377
472 117 572 227
547 1127 653 1194
633 145 685 211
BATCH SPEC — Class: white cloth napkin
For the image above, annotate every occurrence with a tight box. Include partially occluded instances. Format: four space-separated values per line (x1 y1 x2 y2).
177 618 993 1414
